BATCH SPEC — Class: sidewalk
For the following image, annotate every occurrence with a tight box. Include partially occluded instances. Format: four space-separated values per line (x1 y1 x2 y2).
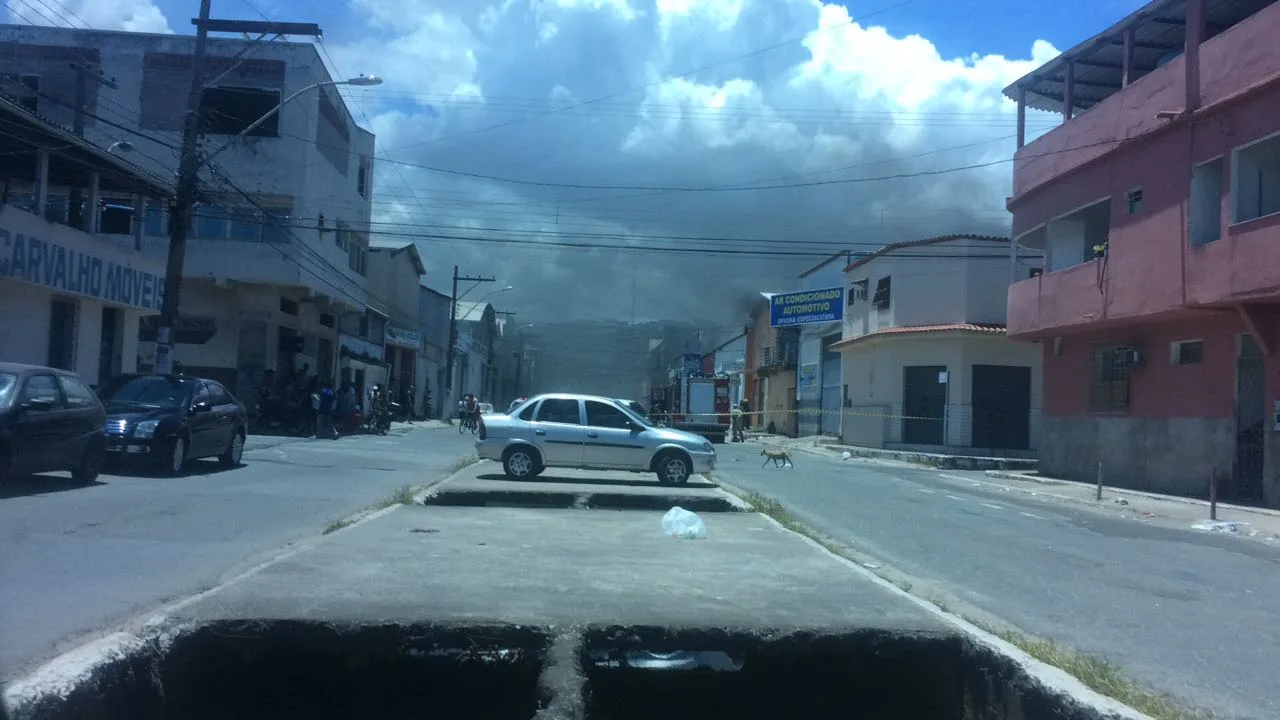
753 434 1038 471
244 420 450 452
980 469 1280 542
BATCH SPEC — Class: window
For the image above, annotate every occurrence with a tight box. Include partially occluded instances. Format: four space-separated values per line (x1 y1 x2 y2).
357 164 368 197
21 374 62 406
1089 344 1130 412
852 279 869 301
193 383 212 408
872 277 891 311
1172 340 1204 365
206 382 235 406
535 398 581 424
335 220 350 250
195 205 229 239
319 313 336 328
1190 157 1224 245
58 375 98 408
279 297 299 316
1125 188 1143 215
1233 133 1280 223
200 86 282 137
518 402 537 421
98 201 133 234
1 73 39 113
144 206 166 237
586 400 633 429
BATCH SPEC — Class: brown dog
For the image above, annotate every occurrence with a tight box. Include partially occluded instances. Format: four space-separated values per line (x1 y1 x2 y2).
760 447 793 468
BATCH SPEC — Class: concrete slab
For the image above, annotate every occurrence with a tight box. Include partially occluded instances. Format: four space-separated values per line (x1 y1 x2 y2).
425 462 744 512
167 503 944 633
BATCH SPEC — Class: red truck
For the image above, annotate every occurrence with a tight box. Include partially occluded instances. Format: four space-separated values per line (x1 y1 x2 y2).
653 372 730 444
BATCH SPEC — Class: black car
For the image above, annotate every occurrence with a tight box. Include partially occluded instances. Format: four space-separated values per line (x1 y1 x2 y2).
98 374 248 475
0 362 107 484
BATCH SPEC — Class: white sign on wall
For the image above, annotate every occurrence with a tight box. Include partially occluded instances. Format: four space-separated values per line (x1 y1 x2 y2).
0 205 167 311
386 325 423 349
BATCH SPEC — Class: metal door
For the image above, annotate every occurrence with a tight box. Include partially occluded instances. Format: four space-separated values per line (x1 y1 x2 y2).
970 365 1031 450
1233 334 1265 502
820 333 842 435
902 366 947 445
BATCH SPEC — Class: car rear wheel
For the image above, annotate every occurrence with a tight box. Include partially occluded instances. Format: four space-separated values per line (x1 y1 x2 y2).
502 447 539 479
656 452 691 486
71 440 104 483
219 430 244 467
166 436 187 476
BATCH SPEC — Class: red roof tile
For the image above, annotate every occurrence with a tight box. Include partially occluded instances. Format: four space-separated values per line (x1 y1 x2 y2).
831 323 1006 350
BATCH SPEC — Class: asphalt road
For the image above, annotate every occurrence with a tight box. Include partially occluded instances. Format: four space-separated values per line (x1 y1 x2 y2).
0 424 476 680
715 441 1280 720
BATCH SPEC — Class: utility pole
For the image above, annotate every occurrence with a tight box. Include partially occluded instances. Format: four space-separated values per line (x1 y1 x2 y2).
152 2 323 375
153 0 213 375
446 265 495 400
68 62 118 230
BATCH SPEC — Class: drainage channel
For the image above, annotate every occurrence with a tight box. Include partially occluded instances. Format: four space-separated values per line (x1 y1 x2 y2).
421 489 742 513
5 621 1130 720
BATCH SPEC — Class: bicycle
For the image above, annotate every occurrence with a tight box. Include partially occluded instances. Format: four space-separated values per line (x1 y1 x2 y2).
458 413 479 434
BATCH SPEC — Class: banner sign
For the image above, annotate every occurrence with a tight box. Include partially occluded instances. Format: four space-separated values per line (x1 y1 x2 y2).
769 287 844 328
0 206 166 311
385 325 423 350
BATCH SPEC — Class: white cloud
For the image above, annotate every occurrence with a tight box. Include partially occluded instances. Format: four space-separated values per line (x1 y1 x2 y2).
6 0 173 33
329 0 1060 324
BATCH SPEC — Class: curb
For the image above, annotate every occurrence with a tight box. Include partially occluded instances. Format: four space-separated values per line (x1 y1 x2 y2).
986 470 1280 519
771 438 1037 472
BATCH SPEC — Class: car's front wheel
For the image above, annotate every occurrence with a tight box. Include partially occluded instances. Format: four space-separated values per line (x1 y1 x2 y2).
165 436 187 476
71 439 104 483
219 430 245 467
655 451 691 486
502 447 539 479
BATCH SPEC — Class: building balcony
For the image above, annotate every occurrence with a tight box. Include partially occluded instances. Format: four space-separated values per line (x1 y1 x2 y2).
1008 0 1280 199
1007 260 1106 338
1186 211 1280 306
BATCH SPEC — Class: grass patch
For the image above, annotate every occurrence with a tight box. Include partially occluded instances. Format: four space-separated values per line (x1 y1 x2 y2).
447 454 479 474
322 517 357 535
381 484 417 508
988 628 1208 720
726 487 1206 720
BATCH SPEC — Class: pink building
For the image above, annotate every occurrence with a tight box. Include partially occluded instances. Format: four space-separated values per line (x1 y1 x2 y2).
1005 0 1280 505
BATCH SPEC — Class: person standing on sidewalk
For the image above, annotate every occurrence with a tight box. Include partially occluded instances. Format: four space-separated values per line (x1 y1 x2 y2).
317 382 337 439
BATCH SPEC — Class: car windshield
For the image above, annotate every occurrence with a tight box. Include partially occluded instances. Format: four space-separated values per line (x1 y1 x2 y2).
0 373 16 408
99 376 191 409
611 400 652 428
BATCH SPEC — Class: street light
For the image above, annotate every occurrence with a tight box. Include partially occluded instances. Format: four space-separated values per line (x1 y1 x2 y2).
201 75 383 166
106 140 134 154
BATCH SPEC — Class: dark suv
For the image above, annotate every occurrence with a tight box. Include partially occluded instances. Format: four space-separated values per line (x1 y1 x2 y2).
0 362 107 484
98 374 248 475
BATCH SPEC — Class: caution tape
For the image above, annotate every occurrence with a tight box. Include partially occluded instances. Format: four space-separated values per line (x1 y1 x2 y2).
654 408 945 422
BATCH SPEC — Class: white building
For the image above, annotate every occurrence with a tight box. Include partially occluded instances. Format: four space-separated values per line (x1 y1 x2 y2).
367 239 424 411
794 251 850 438
452 301 497 404
836 234 1044 454
0 99 172 385
0 25 377 398
418 284 450 418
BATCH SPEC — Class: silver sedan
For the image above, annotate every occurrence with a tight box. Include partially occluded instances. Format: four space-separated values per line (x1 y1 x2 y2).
476 393 716 485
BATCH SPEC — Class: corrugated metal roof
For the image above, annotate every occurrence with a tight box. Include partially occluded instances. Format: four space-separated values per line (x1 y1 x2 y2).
454 301 490 322
842 234 1009 273
831 323 1007 350
1004 0 1277 115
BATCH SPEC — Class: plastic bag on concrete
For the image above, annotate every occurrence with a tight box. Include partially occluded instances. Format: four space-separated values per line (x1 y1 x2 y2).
662 506 707 539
